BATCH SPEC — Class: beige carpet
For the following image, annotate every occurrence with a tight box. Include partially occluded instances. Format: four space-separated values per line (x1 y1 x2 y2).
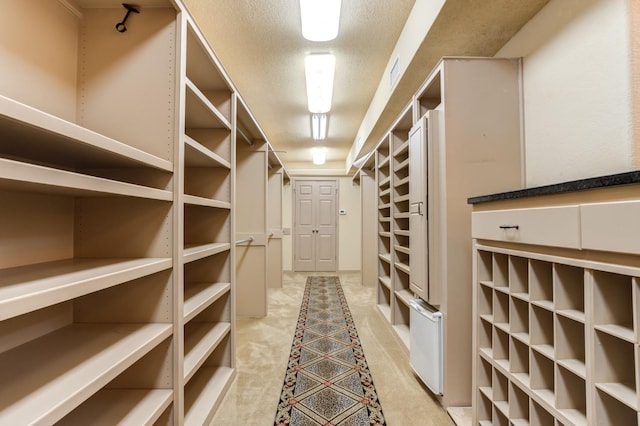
209 272 454 426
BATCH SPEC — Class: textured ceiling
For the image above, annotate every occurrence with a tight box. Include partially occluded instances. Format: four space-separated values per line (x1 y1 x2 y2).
182 0 551 175
182 0 416 171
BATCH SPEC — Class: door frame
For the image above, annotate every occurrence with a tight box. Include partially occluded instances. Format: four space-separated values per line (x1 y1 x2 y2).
292 177 339 272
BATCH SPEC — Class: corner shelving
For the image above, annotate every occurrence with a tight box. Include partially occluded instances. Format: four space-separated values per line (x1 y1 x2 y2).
376 137 393 321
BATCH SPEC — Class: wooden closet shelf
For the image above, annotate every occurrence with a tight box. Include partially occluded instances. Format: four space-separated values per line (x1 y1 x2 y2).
184 282 231 323
393 158 409 172
394 245 410 255
394 262 411 275
183 194 231 210
378 276 392 290
395 289 414 307
395 230 410 237
0 95 173 172
183 243 231 264
392 140 409 157
394 176 409 188
394 194 410 203
0 158 172 200
378 253 392 264
57 388 173 426
378 188 391 197
184 322 232 383
394 212 410 219
184 366 235 426
184 135 231 169
378 176 391 188
185 79 232 130
0 323 172 425
0 257 173 322
377 155 391 169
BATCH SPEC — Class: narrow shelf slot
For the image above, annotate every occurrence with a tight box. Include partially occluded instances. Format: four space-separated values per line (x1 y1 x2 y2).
184 135 230 169
493 254 509 291
184 282 231 323
394 261 410 275
509 381 530 423
593 330 637 409
393 139 409 157
478 316 493 350
555 315 586 378
556 364 587 425
393 157 409 172
531 305 554 359
554 264 585 320
185 79 231 130
184 322 232 383
393 176 409 188
378 276 392 290
477 390 492 424
530 259 553 307
510 337 530 383
0 258 172 322
493 290 509 331
183 195 231 210
596 387 638 424
493 327 509 362
593 270 634 341
509 256 529 298
394 245 410 255
0 323 172 425
378 253 392 264
530 349 555 405
530 399 555 426
395 289 413 307
184 366 234 426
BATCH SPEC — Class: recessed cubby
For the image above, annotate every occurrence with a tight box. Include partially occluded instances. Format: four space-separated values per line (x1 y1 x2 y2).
530 399 555 426
509 382 530 423
479 317 493 353
530 305 554 359
478 356 493 389
493 254 509 290
477 250 493 284
379 236 391 254
493 290 510 330
555 315 585 378
530 349 554 404
530 260 553 309
593 330 637 409
492 404 509 426
509 337 529 382
510 297 529 342
509 256 529 298
492 368 509 404
556 364 586 424
596 387 638 425
493 327 509 362
479 283 494 320
477 390 492 424
554 264 585 321
593 271 634 341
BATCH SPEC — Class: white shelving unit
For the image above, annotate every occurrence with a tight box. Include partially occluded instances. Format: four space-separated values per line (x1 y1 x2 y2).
0 0 274 423
472 185 640 425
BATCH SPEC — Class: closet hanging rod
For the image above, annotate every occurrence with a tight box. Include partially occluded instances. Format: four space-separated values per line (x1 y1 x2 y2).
237 128 253 146
235 236 254 245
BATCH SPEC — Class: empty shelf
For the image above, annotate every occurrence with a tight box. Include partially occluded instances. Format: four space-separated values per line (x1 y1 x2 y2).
394 212 410 219
393 140 409 157
185 79 232 130
0 95 172 172
394 262 410 275
184 243 231 264
595 383 638 410
184 322 232 383
0 323 172 425
0 158 172 200
378 176 391 188
395 230 410 237
184 135 230 169
394 194 409 203
184 366 235 426
378 155 390 169
378 276 392 290
378 253 392 264
394 176 409 188
395 289 414 307
0 258 173 321
594 324 635 342
394 245 410 255
379 231 391 238
57 389 173 426
183 194 231 210
393 158 409 172
184 282 231 323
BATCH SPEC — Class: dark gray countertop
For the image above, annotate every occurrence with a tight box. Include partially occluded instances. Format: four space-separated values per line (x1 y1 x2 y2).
468 170 640 204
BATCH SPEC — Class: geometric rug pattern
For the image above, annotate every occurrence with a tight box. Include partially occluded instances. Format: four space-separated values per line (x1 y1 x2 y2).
274 276 386 425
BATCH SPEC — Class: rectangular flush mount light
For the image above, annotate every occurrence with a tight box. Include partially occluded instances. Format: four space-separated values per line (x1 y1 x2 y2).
305 53 335 113
300 0 342 42
311 113 327 140
312 147 327 165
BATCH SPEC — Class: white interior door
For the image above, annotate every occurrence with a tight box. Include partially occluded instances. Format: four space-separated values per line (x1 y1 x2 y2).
293 179 337 271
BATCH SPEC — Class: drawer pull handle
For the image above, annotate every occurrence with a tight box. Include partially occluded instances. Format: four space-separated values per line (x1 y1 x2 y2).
499 225 519 230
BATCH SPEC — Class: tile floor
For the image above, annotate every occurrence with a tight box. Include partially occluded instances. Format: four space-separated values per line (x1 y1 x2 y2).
209 272 455 426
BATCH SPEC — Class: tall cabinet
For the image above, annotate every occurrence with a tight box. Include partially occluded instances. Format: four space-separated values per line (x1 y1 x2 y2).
0 1 266 423
370 57 523 408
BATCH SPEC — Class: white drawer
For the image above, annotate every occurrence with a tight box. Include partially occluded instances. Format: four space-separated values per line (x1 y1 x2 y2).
472 206 581 249
581 200 640 255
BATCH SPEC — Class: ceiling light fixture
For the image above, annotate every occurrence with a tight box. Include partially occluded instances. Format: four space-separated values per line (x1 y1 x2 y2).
311 113 327 140
312 147 327 165
305 53 335 113
300 0 342 42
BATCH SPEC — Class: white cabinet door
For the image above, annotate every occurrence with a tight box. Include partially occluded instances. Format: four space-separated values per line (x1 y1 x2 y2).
409 116 428 299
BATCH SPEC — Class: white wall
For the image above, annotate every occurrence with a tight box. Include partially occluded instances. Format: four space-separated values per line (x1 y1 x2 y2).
496 0 635 186
282 177 361 271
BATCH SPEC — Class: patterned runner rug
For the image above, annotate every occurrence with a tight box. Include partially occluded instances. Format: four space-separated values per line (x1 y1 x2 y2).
274 276 386 425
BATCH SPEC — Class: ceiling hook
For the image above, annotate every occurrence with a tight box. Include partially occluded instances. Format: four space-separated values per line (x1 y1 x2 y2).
115 3 140 33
